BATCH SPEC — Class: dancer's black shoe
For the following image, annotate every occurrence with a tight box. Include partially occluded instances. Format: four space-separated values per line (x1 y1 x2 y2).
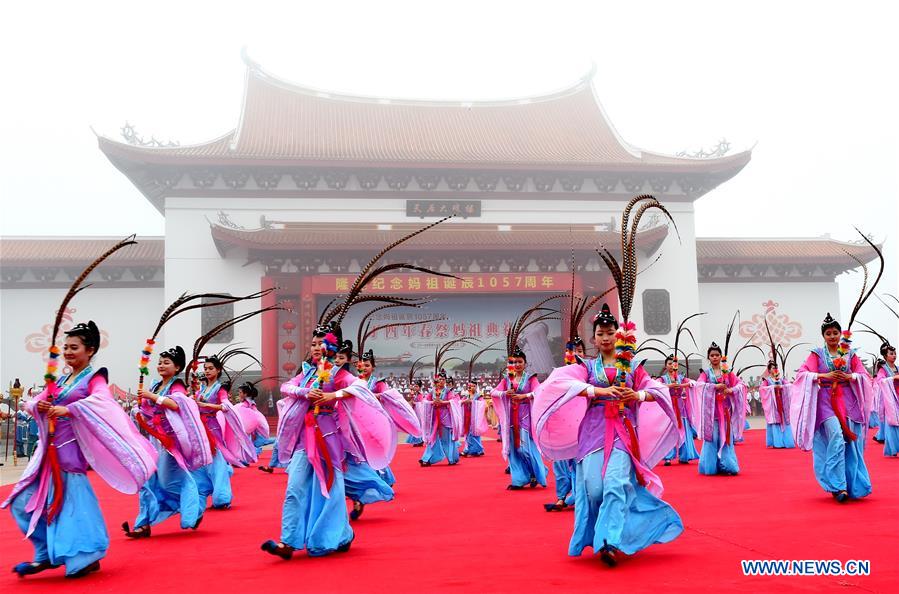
122 522 151 539
12 561 60 578
66 561 100 579
261 540 294 560
599 544 621 567
350 501 365 520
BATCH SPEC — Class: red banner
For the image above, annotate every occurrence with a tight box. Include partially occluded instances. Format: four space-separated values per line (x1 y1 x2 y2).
309 272 570 294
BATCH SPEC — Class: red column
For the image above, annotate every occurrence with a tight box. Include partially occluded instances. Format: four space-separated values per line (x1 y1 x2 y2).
260 275 278 390
299 274 315 353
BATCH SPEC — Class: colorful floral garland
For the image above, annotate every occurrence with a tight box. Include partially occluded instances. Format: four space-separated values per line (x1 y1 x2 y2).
614 321 636 382
833 330 852 370
138 339 155 375
44 344 61 388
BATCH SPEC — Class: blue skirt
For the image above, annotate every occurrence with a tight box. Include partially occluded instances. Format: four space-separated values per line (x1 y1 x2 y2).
869 411 880 429
280 450 353 555
765 422 795 448
812 417 871 498
9 472 108 576
267 441 288 468
569 448 683 556
553 459 577 504
253 434 276 456
882 423 899 456
378 465 396 487
191 449 234 508
698 422 739 475
508 429 547 487
462 433 484 455
665 418 700 462
344 458 395 504
421 427 460 465
405 433 424 445
135 449 203 529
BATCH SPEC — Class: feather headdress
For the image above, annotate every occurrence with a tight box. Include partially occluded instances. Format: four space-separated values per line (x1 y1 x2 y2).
38 234 137 525
185 303 285 384
596 195 678 382
44 234 137 392
434 337 478 379
316 217 456 332
506 294 562 359
563 251 615 363
836 229 886 363
355 301 444 367
467 340 502 384
138 289 276 389
407 354 430 387
718 311 765 376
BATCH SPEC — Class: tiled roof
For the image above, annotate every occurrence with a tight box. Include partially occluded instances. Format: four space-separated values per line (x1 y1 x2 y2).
695 238 880 265
4 235 875 272
97 60 751 173
0 237 164 266
209 223 670 253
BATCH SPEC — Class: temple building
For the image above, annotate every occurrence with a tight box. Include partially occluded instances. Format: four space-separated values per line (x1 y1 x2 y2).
1 54 879 396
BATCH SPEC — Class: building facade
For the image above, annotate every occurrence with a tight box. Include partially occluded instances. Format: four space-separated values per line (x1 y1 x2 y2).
1 55 877 401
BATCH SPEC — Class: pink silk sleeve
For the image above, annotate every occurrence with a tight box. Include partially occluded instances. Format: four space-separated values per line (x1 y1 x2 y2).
797 352 818 374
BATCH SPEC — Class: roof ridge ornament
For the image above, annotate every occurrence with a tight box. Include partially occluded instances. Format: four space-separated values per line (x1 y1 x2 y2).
121 122 179 148
676 138 731 159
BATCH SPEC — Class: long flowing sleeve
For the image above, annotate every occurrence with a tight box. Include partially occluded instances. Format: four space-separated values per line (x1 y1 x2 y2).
67 372 159 492
164 380 214 470
790 353 822 450
218 388 259 465
338 372 396 470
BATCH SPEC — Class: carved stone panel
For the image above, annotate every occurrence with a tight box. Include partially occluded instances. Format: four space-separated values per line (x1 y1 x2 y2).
201 295 235 343
642 289 671 335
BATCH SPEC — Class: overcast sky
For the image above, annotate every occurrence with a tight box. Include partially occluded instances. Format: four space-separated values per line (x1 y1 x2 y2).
2 1 897 342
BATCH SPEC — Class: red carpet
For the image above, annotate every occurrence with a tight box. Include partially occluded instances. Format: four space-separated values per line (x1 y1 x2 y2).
2 430 897 593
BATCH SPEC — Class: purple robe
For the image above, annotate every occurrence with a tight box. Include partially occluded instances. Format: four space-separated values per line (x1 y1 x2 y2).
533 361 677 497
789 349 872 451
2 368 158 535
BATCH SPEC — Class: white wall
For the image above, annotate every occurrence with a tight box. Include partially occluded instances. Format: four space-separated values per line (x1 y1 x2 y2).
164 195 700 345
162 198 267 365
698 281 840 374
1 286 164 391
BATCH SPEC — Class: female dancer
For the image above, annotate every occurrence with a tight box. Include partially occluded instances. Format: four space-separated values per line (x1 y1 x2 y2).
875 340 899 456
694 342 745 475
122 345 213 537
538 303 682 565
545 337 585 511
791 313 873 501
406 378 426 446
420 368 463 466
262 219 446 558
460 343 497 457
491 302 555 490
5 321 157 578
662 355 700 464
236 381 275 456
760 360 795 448
344 347 396 520
534 197 684 566
191 354 257 509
